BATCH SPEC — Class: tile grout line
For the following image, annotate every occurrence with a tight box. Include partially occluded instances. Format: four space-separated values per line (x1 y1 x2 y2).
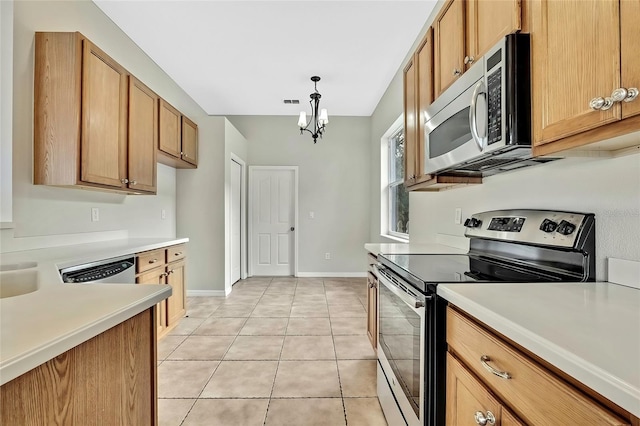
326 280 349 426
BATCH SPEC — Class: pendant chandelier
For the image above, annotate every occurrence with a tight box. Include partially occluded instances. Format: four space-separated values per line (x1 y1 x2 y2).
297 76 329 143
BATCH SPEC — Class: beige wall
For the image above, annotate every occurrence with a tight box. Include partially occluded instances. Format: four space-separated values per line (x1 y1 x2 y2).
5 0 210 250
228 115 371 275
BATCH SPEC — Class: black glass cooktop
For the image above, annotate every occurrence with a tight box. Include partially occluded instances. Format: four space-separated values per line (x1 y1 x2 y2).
378 253 575 294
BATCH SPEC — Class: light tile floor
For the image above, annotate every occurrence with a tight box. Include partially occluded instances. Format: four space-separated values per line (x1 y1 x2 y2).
158 277 388 426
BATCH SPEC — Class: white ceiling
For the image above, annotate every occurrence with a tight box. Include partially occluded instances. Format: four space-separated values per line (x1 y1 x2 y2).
94 1 437 116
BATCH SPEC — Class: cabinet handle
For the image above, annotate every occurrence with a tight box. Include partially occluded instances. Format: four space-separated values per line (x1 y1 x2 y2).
480 355 511 379
174 252 183 256
149 259 158 264
160 272 168 278
180 151 184 155
474 411 496 425
464 55 475 65
624 88 639 102
129 180 137 185
453 68 462 76
589 96 614 111
168 269 174 274
611 87 628 103
121 178 129 184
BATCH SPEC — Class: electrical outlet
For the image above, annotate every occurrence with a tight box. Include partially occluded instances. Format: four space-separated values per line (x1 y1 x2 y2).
309 211 315 219
454 208 462 225
161 209 166 220
325 252 331 260
91 207 99 222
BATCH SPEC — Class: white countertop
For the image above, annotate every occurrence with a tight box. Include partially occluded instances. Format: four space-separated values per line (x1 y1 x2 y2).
364 242 467 255
438 282 640 417
0 237 188 385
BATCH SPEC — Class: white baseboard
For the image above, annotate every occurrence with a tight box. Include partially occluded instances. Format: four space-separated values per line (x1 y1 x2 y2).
296 272 367 278
187 290 228 297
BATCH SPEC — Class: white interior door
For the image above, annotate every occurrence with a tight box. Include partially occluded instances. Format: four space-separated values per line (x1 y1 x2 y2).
230 159 242 284
250 168 295 276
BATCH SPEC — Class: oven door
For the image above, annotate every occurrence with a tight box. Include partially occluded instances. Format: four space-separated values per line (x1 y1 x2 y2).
376 266 427 426
423 63 495 176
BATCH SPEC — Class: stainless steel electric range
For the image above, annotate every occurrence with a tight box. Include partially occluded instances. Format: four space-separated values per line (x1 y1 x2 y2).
374 209 596 426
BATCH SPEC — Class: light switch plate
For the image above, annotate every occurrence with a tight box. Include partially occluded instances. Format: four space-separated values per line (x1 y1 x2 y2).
91 208 99 222
454 208 462 225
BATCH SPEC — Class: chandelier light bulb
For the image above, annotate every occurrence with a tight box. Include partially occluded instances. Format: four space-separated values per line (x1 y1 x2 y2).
298 111 308 128
319 108 329 125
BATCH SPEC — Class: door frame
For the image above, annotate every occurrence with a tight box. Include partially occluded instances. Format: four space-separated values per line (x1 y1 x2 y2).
230 154 247 283
248 165 299 277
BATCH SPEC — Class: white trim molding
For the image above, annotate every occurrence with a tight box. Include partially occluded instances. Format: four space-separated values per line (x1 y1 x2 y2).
187 289 229 297
297 272 367 278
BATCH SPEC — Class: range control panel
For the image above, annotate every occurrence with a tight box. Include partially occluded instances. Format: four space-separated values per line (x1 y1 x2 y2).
464 209 593 248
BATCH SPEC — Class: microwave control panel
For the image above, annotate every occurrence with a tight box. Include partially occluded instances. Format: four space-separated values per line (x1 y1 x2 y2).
487 68 502 145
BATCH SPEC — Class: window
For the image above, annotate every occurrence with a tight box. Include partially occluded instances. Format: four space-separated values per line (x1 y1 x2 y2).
381 115 409 241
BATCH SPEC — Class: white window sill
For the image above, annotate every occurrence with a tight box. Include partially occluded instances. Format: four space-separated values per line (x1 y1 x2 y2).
381 233 409 243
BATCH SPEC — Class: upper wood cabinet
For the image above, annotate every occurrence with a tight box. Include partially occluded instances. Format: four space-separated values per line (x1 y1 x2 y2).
181 116 199 166
466 0 521 67
34 32 158 194
403 57 418 187
434 0 466 97
531 0 640 155
128 77 158 194
158 99 198 169
403 27 483 192
434 0 521 97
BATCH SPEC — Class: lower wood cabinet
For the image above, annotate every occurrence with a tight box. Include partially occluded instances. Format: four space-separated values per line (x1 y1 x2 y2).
0 309 157 425
136 244 187 339
446 306 633 426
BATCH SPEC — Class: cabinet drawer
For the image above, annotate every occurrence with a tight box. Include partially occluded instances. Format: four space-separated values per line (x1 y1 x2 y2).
446 307 628 426
137 249 166 274
167 244 186 262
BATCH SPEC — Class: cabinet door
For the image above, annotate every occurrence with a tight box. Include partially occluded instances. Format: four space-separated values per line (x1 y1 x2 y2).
159 99 182 158
621 0 640 119
415 28 433 183
128 77 158 194
366 272 377 351
166 260 186 326
137 267 168 335
434 0 465 97
531 0 621 146
181 116 198 165
403 58 417 186
466 0 521 65
446 353 502 426
81 40 127 188
502 408 526 426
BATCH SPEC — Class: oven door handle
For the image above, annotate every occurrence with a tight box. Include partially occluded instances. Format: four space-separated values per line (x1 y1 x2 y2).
469 79 487 151
375 265 430 312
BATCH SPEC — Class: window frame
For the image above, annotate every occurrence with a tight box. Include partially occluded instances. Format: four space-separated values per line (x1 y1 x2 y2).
381 115 409 242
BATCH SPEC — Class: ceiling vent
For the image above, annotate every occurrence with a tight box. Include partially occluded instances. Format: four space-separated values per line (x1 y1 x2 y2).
283 99 300 104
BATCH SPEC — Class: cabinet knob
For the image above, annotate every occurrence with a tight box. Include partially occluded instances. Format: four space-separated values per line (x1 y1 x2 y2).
589 96 614 111
611 88 628 103
149 259 158 264
121 178 129 184
464 55 475 65
180 151 184 155
624 87 639 102
474 411 496 426
129 180 137 185
453 68 462 76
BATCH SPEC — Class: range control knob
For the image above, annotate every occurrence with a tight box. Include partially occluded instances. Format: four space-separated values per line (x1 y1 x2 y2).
539 219 558 233
464 218 482 228
557 220 576 236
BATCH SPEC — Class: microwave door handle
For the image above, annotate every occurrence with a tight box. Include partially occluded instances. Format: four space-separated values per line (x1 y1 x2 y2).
469 80 487 151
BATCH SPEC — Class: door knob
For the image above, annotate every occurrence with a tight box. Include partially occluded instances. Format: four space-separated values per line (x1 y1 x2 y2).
290 227 295 231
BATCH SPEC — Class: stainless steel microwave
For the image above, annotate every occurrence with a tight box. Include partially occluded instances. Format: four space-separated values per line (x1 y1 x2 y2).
423 33 553 176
